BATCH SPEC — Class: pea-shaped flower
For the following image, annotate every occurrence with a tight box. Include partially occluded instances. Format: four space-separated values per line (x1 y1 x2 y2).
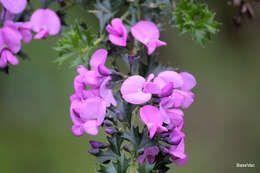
106 18 128 46
131 21 166 55
0 0 27 14
30 9 61 39
120 75 153 104
0 26 21 68
140 105 167 138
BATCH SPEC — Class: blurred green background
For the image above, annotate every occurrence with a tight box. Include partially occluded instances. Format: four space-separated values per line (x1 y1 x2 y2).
0 1 259 173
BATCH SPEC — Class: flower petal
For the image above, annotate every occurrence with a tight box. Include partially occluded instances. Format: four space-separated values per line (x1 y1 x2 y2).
180 72 196 91
1 0 27 14
83 120 99 136
90 49 108 72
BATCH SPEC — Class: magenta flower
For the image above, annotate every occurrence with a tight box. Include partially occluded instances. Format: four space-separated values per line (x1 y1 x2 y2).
106 18 127 46
166 109 184 131
71 97 106 136
120 75 153 104
86 49 117 107
4 21 32 44
0 26 21 68
131 21 166 55
154 71 184 90
140 105 167 138
161 89 195 109
137 146 159 165
30 9 61 39
1 10 14 21
169 135 188 166
84 49 108 88
180 72 197 91
0 0 27 14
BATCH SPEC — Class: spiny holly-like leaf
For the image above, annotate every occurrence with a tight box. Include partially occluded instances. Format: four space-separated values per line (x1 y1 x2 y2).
138 161 155 173
96 150 119 164
123 126 155 153
114 91 136 125
107 134 123 155
116 154 130 173
93 0 116 33
98 162 118 173
173 0 220 46
39 0 56 8
153 153 171 173
55 22 98 67
97 154 130 173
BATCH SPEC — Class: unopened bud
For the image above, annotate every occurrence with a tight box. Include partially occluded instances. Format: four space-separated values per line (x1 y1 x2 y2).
88 148 99 155
103 119 114 127
137 148 144 155
105 128 117 135
123 144 131 152
89 140 109 149
115 110 124 121
159 145 169 154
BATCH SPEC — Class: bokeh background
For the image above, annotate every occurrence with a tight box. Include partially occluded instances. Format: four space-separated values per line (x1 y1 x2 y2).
0 1 259 173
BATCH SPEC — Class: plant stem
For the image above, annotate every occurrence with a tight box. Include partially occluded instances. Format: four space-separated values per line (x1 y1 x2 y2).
94 34 105 45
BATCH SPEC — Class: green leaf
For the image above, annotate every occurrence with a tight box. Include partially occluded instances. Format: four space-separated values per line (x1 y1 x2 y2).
55 21 98 67
117 154 130 173
173 0 220 46
138 161 155 173
96 150 119 164
123 126 155 153
107 134 123 155
94 0 116 33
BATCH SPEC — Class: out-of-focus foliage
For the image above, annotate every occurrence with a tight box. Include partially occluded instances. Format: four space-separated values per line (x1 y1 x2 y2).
173 0 220 46
55 22 98 67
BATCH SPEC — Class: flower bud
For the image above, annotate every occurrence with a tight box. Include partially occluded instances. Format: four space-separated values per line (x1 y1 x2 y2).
89 140 109 149
159 145 169 154
105 128 117 135
103 119 114 127
88 148 99 155
115 110 124 121
137 148 144 155
123 144 131 152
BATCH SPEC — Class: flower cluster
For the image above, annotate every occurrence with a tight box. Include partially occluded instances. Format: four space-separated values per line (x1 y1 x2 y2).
0 0 61 69
121 70 196 166
107 18 166 55
69 18 196 169
70 49 117 136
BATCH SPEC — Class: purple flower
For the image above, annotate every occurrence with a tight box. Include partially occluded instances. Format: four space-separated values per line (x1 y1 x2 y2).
137 146 159 165
169 133 188 166
30 9 61 39
89 140 108 149
106 18 127 46
154 71 184 90
140 105 167 138
0 26 21 68
180 72 197 91
120 74 155 104
131 21 166 55
4 21 32 44
71 97 106 136
87 49 117 107
1 10 14 21
0 0 27 14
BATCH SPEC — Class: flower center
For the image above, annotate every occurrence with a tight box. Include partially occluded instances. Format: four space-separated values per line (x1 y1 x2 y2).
145 38 150 44
148 122 153 128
